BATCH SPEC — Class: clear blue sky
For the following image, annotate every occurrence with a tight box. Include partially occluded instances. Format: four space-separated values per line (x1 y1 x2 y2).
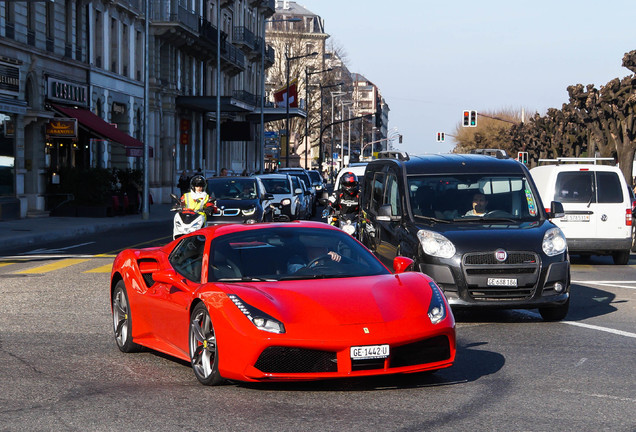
301 0 636 155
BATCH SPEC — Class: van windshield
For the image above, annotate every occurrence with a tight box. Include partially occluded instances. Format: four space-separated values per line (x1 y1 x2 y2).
408 174 541 222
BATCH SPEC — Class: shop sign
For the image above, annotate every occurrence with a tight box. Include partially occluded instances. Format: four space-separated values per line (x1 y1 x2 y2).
46 118 77 138
0 61 20 97
112 102 127 115
126 147 153 158
47 77 88 106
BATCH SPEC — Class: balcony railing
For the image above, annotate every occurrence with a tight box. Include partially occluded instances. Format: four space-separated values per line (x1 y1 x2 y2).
233 26 257 51
150 1 198 33
233 90 257 107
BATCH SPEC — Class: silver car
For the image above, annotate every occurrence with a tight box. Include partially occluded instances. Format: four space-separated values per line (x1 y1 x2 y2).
255 173 309 221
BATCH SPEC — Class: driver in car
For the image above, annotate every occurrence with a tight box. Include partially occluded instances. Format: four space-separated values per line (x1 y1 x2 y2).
465 192 488 216
287 246 341 273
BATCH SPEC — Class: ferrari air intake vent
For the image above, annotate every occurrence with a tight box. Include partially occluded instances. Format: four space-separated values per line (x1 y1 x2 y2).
137 258 159 288
390 336 451 368
255 347 337 373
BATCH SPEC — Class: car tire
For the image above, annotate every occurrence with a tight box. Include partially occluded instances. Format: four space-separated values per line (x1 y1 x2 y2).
539 298 569 322
189 303 223 386
112 280 141 353
612 250 630 265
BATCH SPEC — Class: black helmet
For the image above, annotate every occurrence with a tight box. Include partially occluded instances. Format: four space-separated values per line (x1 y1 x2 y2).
341 172 359 195
190 175 207 191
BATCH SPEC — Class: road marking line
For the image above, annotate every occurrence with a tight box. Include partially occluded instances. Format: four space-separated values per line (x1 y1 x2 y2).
563 321 636 339
557 388 636 403
572 280 636 290
84 263 113 273
14 258 91 274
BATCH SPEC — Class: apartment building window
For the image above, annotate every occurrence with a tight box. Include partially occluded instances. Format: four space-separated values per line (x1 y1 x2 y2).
27 3 36 46
135 30 143 81
110 18 118 73
94 10 104 68
46 2 55 52
65 0 73 57
122 24 129 77
5 3 15 39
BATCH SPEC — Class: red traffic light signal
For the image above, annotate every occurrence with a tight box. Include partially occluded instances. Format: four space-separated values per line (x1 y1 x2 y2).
463 110 470 127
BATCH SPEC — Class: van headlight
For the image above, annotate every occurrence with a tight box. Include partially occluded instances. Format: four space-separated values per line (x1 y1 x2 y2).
417 229 456 259
281 198 291 206
543 227 567 256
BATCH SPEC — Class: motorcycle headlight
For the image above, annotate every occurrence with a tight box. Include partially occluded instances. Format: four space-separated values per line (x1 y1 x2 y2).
342 223 356 235
427 281 447 324
281 198 291 206
242 207 256 216
228 294 285 334
417 229 456 259
543 227 567 256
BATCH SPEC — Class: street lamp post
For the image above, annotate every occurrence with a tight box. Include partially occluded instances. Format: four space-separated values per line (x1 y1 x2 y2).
260 18 300 173
304 67 331 169
340 101 353 167
330 91 346 181
285 51 318 167
318 82 343 172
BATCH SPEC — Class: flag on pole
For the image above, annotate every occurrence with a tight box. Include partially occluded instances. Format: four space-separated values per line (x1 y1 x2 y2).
273 78 299 108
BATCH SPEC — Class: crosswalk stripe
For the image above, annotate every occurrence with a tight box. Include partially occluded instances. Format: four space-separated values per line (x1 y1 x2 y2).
84 263 113 273
14 258 91 274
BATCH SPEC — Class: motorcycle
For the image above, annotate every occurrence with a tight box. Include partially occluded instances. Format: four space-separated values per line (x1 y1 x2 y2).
170 193 213 240
322 207 359 237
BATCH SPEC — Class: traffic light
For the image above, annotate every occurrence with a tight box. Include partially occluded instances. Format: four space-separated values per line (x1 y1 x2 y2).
436 132 445 142
399 134 403 144
463 110 470 127
517 151 528 164
470 110 477 127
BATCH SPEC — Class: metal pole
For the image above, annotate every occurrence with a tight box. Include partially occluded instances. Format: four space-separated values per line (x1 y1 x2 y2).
304 67 309 169
216 0 221 174
347 107 351 166
142 0 149 219
259 19 265 173
285 54 290 167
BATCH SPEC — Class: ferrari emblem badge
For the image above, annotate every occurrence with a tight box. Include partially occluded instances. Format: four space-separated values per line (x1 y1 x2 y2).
363 327 369 334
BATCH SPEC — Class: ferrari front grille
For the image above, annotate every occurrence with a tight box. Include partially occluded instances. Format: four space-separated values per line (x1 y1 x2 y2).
255 347 337 373
390 336 451 368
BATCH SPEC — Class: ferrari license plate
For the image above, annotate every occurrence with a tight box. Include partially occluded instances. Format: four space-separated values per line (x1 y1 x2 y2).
350 344 390 360
487 278 517 287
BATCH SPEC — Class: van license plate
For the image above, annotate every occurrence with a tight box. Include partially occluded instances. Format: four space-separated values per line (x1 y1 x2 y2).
487 278 517 287
350 344 389 360
561 214 590 222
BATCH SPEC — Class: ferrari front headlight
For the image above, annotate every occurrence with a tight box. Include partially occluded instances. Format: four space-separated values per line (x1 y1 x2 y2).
427 281 447 324
228 294 285 334
417 229 456 259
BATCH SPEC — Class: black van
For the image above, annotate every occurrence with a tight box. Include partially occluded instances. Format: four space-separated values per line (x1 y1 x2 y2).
359 151 571 321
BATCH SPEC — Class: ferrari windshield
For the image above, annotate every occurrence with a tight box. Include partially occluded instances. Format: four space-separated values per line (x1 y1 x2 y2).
408 174 542 222
209 227 389 281
208 178 257 200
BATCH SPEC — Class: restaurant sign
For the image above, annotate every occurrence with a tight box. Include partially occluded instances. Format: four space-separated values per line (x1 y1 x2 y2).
46 118 78 138
47 77 88 106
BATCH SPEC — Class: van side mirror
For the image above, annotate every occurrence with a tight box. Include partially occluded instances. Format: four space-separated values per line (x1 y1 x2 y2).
318 190 329 206
262 193 274 201
377 204 400 222
547 201 564 219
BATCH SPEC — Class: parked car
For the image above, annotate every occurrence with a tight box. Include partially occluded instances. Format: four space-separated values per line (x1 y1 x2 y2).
530 159 633 264
255 173 310 221
110 222 456 385
278 168 317 215
206 176 274 224
359 151 571 321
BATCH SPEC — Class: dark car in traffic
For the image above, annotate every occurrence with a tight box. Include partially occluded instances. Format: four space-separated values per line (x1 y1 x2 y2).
359 151 571 321
206 176 274 225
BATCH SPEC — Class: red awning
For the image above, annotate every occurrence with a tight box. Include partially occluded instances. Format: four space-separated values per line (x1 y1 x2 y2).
51 104 143 148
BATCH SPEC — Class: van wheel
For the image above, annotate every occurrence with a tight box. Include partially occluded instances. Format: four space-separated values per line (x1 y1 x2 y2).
539 298 569 321
612 250 630 265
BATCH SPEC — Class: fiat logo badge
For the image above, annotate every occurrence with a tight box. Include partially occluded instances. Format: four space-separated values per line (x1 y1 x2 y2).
495 249 508 262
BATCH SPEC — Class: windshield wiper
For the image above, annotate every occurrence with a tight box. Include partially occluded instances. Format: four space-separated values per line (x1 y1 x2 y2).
413 215 451 224
279 273 348 281
216 276 275 282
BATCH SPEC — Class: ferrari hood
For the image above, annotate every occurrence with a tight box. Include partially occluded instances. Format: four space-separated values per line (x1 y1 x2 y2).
225 273 432 326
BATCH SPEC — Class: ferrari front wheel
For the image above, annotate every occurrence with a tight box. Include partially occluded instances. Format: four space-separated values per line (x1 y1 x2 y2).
112 280 140 353
189 303 223 385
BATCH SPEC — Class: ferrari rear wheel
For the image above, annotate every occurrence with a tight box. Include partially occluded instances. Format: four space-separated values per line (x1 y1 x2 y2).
112 280 140 353
189 303 223 385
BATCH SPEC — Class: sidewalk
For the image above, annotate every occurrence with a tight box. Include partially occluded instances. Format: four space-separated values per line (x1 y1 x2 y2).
0 204 174 250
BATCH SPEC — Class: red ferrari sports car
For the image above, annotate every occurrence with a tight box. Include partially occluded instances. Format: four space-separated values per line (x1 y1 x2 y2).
110 221 456 385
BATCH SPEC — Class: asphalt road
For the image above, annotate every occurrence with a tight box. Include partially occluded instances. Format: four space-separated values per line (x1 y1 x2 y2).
0 223 635 431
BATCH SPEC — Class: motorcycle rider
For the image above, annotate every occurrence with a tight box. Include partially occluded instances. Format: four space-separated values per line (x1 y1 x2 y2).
180 175 216 217
327 171 360 225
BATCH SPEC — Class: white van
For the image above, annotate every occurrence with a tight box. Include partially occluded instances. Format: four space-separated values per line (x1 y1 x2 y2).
530 159 632 264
